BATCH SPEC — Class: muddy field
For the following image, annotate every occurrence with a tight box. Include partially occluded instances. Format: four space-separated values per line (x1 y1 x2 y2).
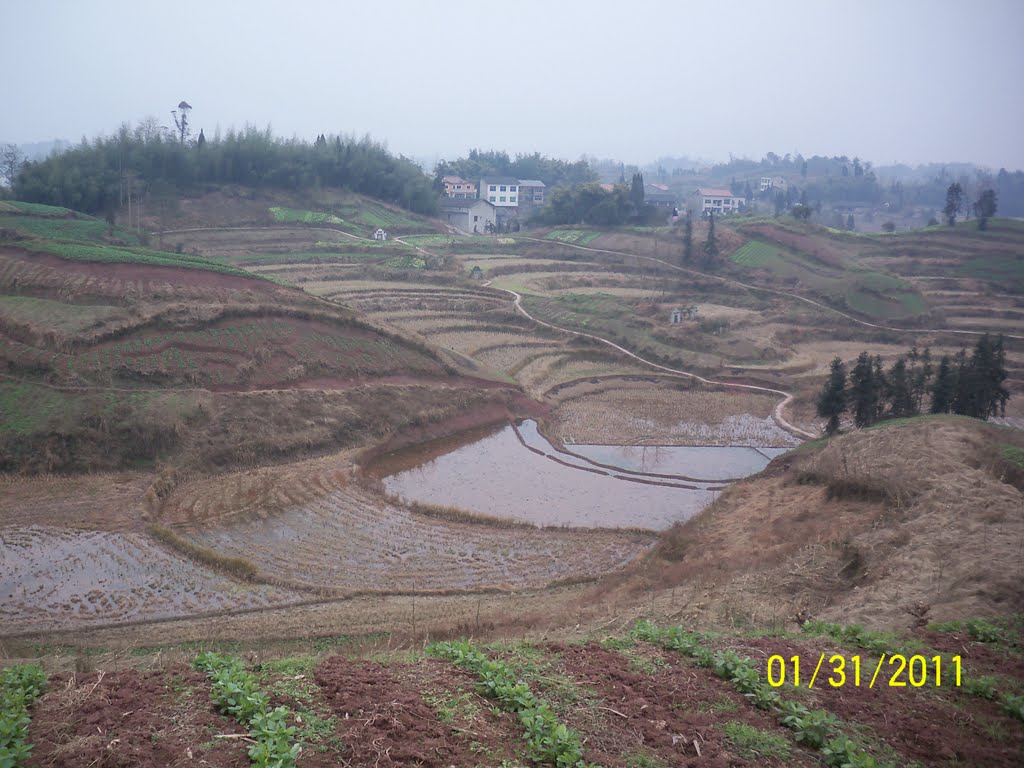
0 526 299 634
182 483 656 591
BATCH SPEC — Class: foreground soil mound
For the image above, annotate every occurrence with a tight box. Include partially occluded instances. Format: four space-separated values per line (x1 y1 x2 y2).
636 415 1024 628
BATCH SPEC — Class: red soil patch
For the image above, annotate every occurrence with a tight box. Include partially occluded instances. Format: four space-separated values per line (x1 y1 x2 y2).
314 656 479 767
916 629 1024 681
729 636 1024 767
390 657 525 765
552 641 819 767
3 247 279 294
27 666 247 768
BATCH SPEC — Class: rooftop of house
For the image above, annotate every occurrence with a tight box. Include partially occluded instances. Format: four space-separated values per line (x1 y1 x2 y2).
439 196 493 210
517 179 546 187
695 188 738 198
480 176 521 186
442 175 467 184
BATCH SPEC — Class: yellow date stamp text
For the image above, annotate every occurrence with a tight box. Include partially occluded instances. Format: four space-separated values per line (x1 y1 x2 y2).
766 653 961 689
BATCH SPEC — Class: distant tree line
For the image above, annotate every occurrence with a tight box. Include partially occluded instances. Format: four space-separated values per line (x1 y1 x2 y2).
943 182 999 230
532 180 666 227
433 149 596 190
816 335 1010 434
12 119 439 215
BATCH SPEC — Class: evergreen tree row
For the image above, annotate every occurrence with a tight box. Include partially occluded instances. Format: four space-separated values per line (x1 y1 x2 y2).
433 149 595 189
12 122 439 216
816 334 1010 434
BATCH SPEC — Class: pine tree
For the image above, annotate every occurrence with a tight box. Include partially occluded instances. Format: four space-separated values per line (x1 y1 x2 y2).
886 357 915 417
630 173 645 209
951 349 972 415
907 346 932 413
702 212 719 267
682 211 693 264
816 357 848 434
930 354 957 413
872 355 887 423
973 189 997 230
955 333 1010 418
944 182 963 226
849 352 879 428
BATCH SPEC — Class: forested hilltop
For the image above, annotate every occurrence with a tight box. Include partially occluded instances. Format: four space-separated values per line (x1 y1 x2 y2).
10 122 438 216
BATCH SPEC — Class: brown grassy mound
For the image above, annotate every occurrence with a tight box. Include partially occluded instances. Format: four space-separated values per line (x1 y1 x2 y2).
628 415 1024 628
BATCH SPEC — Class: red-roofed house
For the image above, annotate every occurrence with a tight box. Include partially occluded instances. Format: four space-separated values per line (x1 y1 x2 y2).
442 175 477 198
692 188 743 215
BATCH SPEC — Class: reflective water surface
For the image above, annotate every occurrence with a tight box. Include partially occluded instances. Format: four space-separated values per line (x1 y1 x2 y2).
370 420 786 530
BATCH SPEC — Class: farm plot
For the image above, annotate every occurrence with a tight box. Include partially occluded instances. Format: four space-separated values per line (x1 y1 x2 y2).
0 295 129 338
426 329 549 357
473 342 564 374
26 667 252 768
180 486 654 592
0 212 141 245
548 380 800 446
731 227 930 321
542 229 602 246
0 526 298 633
730 239 781 267
49 316 445 389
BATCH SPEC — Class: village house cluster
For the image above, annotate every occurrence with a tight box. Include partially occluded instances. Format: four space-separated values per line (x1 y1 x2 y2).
439 175 548 233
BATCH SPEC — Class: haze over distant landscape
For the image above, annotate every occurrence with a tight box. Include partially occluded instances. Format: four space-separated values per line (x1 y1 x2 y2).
5 0 1024 168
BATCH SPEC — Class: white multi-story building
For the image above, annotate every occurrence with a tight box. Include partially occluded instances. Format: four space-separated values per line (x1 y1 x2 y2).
480 176 520 207
692 188 743 215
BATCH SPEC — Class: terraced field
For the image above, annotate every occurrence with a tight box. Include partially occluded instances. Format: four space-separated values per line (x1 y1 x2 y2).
4 193 1023 663
177 484 654 593
0 526 298 633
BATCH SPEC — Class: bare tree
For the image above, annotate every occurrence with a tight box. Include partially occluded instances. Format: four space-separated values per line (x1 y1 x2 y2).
1 143 26 187
171 101 192 145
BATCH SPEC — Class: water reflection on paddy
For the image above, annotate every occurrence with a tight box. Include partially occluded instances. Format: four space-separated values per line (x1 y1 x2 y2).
372 420 788 531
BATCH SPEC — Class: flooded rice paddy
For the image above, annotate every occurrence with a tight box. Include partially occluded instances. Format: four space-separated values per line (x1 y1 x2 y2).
372 420 787 530
0 526 296 633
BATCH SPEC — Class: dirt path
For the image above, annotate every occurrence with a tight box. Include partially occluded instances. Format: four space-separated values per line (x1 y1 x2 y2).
156 224 382 246
501 285 815 440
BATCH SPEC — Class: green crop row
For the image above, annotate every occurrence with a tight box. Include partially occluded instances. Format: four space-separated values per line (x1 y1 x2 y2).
631 621 893 768
730 240 778 267
429 640 599 768
0 200 76 217
22 240 267 280
268 207 346 227
544 229 601 246
194 652 301 768
807 619 1024 721
1 664 48 768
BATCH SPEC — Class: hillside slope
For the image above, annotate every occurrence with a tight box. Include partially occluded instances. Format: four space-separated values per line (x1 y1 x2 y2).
629 415 1024 628
0 201 517 473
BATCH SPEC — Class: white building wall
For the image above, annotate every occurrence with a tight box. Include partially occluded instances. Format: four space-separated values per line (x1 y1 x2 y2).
483 182 520 207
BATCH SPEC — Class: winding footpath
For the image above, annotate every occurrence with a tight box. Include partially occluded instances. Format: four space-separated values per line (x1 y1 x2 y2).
498 286 816 440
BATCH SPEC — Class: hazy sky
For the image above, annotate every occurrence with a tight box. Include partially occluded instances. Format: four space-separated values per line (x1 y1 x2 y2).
6 0 1024 169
